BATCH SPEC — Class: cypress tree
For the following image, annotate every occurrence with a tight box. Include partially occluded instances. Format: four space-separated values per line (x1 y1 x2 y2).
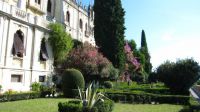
94 0 126 69
140 30 152 74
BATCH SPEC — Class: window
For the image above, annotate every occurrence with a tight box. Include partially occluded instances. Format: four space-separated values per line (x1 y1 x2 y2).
39 76 46 82
11 75 22 83
47 0 51 13
35 0 41 5
79 19 83 30
66 11 70 23
40 38 49 61
12 30 24 57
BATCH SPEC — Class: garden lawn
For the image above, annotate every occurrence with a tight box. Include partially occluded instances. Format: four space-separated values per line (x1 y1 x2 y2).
0 98 185 112
113 103 184 112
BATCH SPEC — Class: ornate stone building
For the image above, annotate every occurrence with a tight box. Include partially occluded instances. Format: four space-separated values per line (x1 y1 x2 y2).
0 0 95 92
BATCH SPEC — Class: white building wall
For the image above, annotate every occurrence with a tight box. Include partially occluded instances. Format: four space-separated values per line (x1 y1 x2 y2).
0 0 95 92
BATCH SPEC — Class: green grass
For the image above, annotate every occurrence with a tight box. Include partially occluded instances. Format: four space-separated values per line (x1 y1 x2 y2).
0 98 68 112
0 98 185 112
113 103 184 112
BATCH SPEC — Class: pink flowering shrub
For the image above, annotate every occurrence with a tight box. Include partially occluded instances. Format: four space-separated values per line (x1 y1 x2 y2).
62 43 117 82
124 42 140 70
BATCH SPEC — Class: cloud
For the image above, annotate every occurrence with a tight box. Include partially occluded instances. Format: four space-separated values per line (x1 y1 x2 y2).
151 37 200 69
161 32 174 41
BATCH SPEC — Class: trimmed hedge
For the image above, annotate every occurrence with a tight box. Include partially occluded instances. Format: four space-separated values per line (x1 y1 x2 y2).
105 92 190 105
0 92 40 102
58 99 114 112
94 99 114 112
103 81 113 89
62 69 85 98
58 100 82 112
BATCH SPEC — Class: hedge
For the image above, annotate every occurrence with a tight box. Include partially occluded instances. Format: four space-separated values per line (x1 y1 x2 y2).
105 92 190 105
0 92 40 102
58 99 114 112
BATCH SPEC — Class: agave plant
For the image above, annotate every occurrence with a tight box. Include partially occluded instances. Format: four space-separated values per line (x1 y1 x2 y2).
78 83 105 109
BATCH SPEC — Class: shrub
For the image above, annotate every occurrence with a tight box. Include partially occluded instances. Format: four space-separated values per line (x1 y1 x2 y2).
62 43 115 82
62 69 85 98
104 91 190 105
103 81 113 89
107 65 119 81
58 99 113 112
40 85 54 97
157 59 200 94
48 23 73 64
0 92 40 102
58 101 82 112
94 100 114 112
31 82 41 92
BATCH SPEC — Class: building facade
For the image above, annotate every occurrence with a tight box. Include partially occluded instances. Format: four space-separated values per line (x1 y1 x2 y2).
0 0 95 92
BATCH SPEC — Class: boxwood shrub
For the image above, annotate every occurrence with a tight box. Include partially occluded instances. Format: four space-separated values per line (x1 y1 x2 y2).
105 92 190 105
62 69 85 98
58 99 114 112
0 92 40 102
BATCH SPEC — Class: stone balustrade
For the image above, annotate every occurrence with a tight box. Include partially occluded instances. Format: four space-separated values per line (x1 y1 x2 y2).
0 1 49 29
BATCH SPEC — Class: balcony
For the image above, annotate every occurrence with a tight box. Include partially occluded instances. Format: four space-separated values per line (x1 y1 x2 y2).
11 6 28 22
0 1 28 22
35 16 49 28
27 0 45 15
0 1 49 28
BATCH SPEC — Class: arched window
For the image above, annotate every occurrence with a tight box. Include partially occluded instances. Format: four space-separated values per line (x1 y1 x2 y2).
12 30 24 57
40 38 49 61
47 0 52 13
79 19 83 30
66 11 70 23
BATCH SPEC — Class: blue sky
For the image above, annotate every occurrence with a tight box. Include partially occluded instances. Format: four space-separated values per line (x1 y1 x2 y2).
82 0 200 69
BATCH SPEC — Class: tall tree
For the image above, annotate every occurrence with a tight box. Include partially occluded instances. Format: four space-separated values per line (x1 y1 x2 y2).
94 0 126 69
140 30 152 74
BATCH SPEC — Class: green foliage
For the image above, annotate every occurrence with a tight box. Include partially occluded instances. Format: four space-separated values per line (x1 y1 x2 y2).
128 40 137 51
94 0 126 69
140 30 152 74
31 82 41 92
0 85 2 91
189 97 200 111
94 100 114 112
103 81 113 89
48 23 73 64
157 59 200 94
58 99 114 112
106 92 189 105
62 69 85 98
40 85 56 98
0 92 40 102
58 101 82 112
78 83 105 109
141 30 147 49
148 71 159 83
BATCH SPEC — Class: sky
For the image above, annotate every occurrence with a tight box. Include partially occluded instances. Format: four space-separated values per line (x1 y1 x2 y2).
82 0 200 69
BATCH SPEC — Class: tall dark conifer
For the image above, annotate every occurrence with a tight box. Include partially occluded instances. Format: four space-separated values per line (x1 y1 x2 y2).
140 30 152 74
94 0 126 69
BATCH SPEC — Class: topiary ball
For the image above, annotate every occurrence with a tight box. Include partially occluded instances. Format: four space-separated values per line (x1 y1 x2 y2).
103 81 113 89
62 68 85 98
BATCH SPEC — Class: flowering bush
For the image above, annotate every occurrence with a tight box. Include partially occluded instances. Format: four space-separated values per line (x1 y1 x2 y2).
62 43 117 82
124 42 140 71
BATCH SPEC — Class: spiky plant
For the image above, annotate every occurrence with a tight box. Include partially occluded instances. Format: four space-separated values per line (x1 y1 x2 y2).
78 83 105 109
